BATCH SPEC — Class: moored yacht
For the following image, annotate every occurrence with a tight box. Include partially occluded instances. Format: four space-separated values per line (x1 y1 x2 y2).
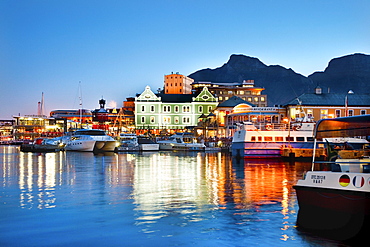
294 115 370 240
64 129 117 152
157 132 205 151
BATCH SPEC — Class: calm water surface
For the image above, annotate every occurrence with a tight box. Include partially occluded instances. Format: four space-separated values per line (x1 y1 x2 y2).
0 146 348 246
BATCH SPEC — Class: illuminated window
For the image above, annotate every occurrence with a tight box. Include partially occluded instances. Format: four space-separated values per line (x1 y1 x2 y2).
258 136 262 141
150 116 155 123
264 137 273 142
183 106 190 113
174 117 179 124
275 137 283 142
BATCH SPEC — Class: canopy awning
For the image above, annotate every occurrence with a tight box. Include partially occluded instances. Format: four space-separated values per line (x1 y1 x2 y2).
314 115 370 138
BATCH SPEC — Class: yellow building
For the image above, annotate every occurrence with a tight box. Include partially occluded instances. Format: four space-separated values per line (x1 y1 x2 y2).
164 72 193 94
285 88 370 121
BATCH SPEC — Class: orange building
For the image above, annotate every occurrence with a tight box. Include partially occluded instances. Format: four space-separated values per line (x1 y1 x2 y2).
164 72 193 94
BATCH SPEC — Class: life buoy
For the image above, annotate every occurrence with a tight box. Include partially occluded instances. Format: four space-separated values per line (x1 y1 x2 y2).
293 125 301 131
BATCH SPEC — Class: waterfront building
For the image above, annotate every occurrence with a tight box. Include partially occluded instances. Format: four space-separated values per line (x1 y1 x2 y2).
12 115 66 141
191 80 267 107
49 109 93 127
164 72 194 94
135 85 218 135
0 120 14 142
285 87 370 121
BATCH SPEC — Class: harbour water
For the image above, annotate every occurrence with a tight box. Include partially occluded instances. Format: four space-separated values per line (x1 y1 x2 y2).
0 146 349 246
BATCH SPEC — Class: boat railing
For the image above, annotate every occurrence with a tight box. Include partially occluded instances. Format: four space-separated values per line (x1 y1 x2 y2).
243 122 300 131
311 159 370 173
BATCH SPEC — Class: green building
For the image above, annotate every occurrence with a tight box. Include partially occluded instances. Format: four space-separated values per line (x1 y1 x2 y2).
135 86 218 134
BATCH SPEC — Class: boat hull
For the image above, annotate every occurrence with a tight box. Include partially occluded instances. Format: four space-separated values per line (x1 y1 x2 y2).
231 141 315 158
65 140 116 152
158 142 205 151
294 185 370 240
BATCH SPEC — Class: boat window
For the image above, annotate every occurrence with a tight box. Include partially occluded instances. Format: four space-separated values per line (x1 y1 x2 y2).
296 137 305 142
307 137 314 142
258 136 262 142
264 137 273 142
285 137 294 142
275 137 283 142
76 130 105 136
251 136 256 141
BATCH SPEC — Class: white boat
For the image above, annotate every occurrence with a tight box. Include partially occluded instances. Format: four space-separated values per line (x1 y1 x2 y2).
157 133 205 151
137 136 159 151
117 133 140 151
231 121 368 159
64 129 117 152
116 134 159 151
294 115 370 240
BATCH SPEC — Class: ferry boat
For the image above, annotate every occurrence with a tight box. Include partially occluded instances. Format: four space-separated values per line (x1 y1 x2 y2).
231 121 368 159
294 115 370 240
157 132 205 151
64 129 117 152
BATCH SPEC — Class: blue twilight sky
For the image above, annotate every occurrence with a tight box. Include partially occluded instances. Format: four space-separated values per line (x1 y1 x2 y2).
1 0 369 119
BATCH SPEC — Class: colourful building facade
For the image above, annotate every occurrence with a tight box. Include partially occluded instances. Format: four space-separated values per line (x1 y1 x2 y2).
135 86 218 134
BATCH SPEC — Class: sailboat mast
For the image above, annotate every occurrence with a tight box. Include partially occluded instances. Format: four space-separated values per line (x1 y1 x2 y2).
79 81 83 128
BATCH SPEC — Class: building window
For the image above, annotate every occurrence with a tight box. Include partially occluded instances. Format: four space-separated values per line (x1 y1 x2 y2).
163 117 171 124
150 116 155 123
335 109 341 118
208 106 212 113
174 117 179 124
254 97 259 102
198 106 203 113
175 106 179 113
320 109 328 119
219 96 223 101
348 109 354 117
360 110 366 115
260 97 265 102
141 116 145 123
141 105 145 112
183 117 190 124
248 97 252 102
307 109 313 119
150 105 155 112
239 91 245 95
163 105 170 112
183 106 190 113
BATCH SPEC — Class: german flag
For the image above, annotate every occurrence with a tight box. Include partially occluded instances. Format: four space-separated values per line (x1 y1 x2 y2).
339 174 350 187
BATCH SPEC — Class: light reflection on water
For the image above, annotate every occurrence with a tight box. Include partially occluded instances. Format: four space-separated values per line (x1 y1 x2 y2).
0 146 347 246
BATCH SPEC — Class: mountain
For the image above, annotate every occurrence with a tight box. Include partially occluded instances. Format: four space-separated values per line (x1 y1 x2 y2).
308 53 370 95
188 53 370 106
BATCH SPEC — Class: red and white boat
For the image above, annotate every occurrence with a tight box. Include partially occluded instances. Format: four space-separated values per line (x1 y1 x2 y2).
294 115 370 240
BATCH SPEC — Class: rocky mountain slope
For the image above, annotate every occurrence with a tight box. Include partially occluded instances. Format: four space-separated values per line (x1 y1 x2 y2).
188 53 370 106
